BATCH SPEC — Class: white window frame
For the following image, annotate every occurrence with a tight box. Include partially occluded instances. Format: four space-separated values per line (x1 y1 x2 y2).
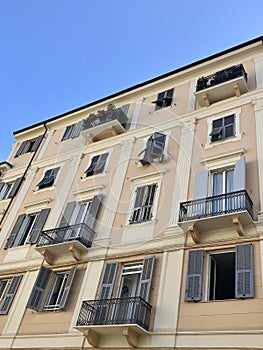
82 151 110 180
44 271 70 312
205 108 241 149
0 183 13 200
0 279 11 303
36 166 61 191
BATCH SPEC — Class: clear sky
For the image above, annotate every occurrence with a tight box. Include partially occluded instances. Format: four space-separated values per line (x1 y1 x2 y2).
0 0 263 160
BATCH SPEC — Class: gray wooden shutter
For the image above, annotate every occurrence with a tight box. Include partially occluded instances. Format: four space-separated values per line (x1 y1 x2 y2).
121 103 130 116
138 256 155 302
71 120 83 138
185 250 204 301
0 182 5 193
235 244 254 299
14 141 28 157
5 214 26 249
98 262 118 299
8 177 23 198
0 275 22 315
194 170 208 200
59 201 76 227
150 133 166 160
57 265 77 309
85 194 103 230
233 156 246 191
31 134 44 152
94 153 108 174
27 208 51 244
27 266 51 311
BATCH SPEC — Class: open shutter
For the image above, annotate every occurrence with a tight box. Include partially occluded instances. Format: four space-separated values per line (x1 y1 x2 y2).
8 177 23 198
14 141 28 157
27 266 51 311
94 153 108 174
0 182 5 193
236 244 254 299
85 194 103 230
0 275 22 315
98 262 118 299
31 134 44 152
5 214 26 249
233 156 246 191
138 256 155 302
194 170 208 200
27 208 51 244
71 120 83 138
150 133 166 161
185 250 204 301
59 201 76 227
57 265 77 310
121 103 130 116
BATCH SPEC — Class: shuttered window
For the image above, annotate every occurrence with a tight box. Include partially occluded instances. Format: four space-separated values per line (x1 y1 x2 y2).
185 250 204 302
14 134 44 157
210 114 235 142
37 167 60 189
0 275 22 315
85 153 108 177
152 89 174 110
130 184 158 224
0 177 23 200
61 121 83 141
139 133 166 165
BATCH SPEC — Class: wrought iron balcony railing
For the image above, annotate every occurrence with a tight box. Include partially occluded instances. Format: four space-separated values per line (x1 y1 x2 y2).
196 64 247 92
83 107 129 131
76 297 152 331
36 223 95 249
179 190 253 222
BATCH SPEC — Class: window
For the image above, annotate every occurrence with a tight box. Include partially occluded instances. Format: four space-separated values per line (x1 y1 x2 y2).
129 183 157 224
27 265 76 312
0 275 22 315
84 153 108 177
0 177 23 200
185 244 254 302
61 120 83 141
37 167 60 189
14 134 44 157
138 133 166 166
152 89 174 110
210 114 235 142
5 208 50 248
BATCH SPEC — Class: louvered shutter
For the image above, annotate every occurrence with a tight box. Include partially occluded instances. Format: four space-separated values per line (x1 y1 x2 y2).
56 265 77 309
121 103 130 116
61 125 73 141
85 194 103 230
59 201 76 227
194 170 208 200
149 133 166 161
98 262 118 299
85 156 99 176
27 208 51 244
8 177 23 198
0 182 5 193
0 275 22 315
94 153 108 174
233 156 246 191
14 141 28 157
27 266 51 311
31 134 44 152
38 167 59 188
5 214 26 249
71 120 83 138
138 256 155 302
236 244 254 299
185 250 204 301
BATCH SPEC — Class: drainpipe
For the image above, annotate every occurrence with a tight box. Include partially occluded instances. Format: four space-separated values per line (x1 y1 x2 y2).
0 123 48 227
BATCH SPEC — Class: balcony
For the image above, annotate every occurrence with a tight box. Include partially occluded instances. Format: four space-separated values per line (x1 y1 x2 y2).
35 223 94 264
195 64 248 107
75 297 151 347
81 105 129 142
178 190 254 241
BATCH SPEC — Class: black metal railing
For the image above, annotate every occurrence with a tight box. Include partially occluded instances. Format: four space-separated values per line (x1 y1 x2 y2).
36 223 95 249
76 297 152 331
179 190 253 222
196 64 247 92
83 107 129 131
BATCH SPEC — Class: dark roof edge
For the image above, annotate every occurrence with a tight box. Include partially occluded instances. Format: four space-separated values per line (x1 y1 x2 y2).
14 35 263 136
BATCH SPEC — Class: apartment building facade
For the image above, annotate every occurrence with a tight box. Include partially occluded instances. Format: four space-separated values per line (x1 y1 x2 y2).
0 36 262 349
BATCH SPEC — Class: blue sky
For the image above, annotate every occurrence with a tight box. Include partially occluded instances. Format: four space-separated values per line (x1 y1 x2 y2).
0 0 262 160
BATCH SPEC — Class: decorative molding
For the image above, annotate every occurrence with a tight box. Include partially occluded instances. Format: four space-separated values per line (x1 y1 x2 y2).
187 224 201 244
129 169 167 182
24 198 52 212
232 216 244 236
123 327 139 348
73 185 104 202
200 148 245 166
39 248 55 265
84 329 100 348
252 97 263 111
68 244 82 261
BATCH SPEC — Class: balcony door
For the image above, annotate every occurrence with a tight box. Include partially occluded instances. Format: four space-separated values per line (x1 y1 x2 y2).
211 169 234 214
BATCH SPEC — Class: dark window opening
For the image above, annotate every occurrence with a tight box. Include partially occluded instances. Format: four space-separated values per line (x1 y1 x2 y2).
85 153 108 177
210 115 235 142
152 89 174 110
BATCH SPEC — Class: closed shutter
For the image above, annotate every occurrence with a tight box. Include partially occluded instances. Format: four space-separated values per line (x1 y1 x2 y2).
59 201 76 227
61 125 73 141
8 177 23 198
0 275 22 315
27 208 51 244
98 262 118 299
71 120 83 138
137 256 155 302
0 182 5 193
5 214 26 249
236 244 254 299
56 265 77 309
121 103 130 116
194 170 208 200
27 266 51 311
31 134 44 152
14 141 28 158
185 250 204 301
85 194 103 230
233 156 246 191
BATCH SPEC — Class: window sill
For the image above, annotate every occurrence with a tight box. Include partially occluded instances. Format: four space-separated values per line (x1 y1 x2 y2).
80 172 106 182
33 186 55 194
123 219 157 229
